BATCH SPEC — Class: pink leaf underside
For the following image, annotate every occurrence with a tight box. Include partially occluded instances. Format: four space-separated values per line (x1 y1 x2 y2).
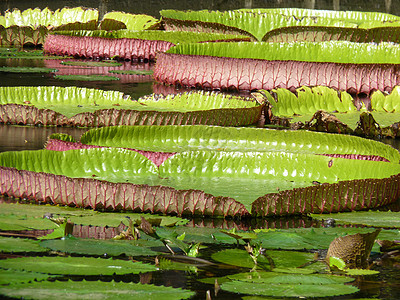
0 103 262 127
153 52 400 93
43 34 175 61
0 166 249 217
251 173 400 217
45 139 175 167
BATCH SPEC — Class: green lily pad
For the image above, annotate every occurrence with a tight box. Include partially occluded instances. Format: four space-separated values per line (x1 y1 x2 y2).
0 67 57 73
0 214 58 231
109 69 153 75
0 269 57 285
54 74 120 81
0 280 195 300
67 212 188 227
221 272 359 297
311 211 400 228
0 202 97 218
61 60 122 67
253 227 400 251
0 236 47 253
40 236 162 256
0 256 156 275
211 248 317 269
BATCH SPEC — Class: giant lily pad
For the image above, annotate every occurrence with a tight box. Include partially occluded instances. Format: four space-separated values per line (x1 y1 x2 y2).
44 30 250 61
0 86 261 126
0 280 195 300
220 271 359 297
0 269 56 285
2 123 400 215
0 67 57 73
311 211 400 228
161 8 400 41
154 41 400 93
261 86 400 137
0 236 47 253
40 236 162 256
0 256 156 275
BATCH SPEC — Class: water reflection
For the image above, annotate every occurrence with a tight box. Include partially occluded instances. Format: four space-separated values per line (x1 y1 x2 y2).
0 124 87 152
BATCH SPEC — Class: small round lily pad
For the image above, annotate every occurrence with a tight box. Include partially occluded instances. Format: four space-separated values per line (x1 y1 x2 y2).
54 74 120 81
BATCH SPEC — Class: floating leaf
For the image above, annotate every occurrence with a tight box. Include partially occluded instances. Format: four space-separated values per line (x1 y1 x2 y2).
311 211 400 228
0 256 156 275
0 280 195 300
40 236 162 256
0 269 56 285
54 74 120 81
155 41 400 93
221 272 358 297
0 236 47 253
0 67 57 73
0 214 58 231
211 248 316 269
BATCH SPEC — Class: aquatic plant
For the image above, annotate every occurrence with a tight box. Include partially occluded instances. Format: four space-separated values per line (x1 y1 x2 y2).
1 125 399 216
154 41 400 93
0 86 261 127
161 8 400 41
43 30 250 61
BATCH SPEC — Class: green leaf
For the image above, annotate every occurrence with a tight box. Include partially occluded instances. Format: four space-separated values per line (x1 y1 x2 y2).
40 236 162 256
166 41 400 64
0 214 58 231
0 237 47 253
0 256 156 275
211 249 316 269
101 12 160 31
0 269 57 285
329 256 347 270
80 125 400 163
0 280 195 300
161 8 400 41
311 211 400 228
221 277 358 297
0 67 57 73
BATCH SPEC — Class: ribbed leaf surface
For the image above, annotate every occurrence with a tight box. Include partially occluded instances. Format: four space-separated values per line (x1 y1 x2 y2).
263 25 400 43
166 41 400 64
100 12 159 31
264 86 356 116
0 87 261 126
161 9 400 41
80 125 400 163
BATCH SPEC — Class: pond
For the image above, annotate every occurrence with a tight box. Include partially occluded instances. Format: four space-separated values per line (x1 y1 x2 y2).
1 3 400 300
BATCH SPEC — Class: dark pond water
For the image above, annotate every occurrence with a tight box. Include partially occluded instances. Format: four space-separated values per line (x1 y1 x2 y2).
1 2 400 299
